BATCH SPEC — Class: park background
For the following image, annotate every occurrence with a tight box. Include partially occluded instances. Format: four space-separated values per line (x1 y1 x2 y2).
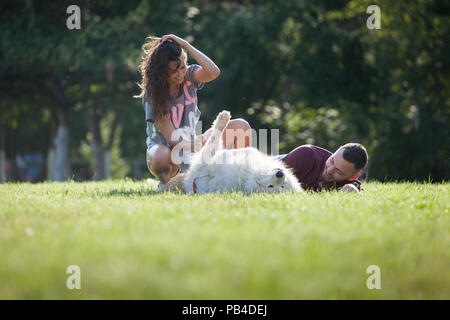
0 0 448 183
1 0 449 301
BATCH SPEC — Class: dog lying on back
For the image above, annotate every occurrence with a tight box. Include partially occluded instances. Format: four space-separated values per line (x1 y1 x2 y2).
158 111 303 194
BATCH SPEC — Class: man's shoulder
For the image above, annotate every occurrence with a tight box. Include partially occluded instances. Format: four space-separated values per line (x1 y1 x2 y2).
282 145 329 173
281 144 330 190
306 144 332 155
282 144 330 162
295 144 332 159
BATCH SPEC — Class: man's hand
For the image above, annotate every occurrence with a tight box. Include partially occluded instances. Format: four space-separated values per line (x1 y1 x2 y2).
340 183 360 193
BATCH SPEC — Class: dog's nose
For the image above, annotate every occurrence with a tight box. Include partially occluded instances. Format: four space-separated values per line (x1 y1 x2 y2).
276 170 284 178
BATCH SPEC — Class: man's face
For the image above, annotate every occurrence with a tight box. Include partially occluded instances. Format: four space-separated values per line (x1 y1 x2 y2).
320 149 357 183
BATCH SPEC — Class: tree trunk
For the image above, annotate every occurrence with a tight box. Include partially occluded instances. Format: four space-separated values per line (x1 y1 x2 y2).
91 139 105 181
0 150 5 183
104 107 124 180
46 148 55 181
104 149 111 179
52 108 69 181
91 106 105 181
0 122 5 183
46 112 57 181
91 105 124 181
25 0 35 24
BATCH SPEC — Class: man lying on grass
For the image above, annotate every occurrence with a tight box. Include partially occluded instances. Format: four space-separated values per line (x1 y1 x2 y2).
277 143 369 193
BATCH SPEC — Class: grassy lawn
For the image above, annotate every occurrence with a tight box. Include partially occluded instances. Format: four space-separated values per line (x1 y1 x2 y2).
0 180 448 299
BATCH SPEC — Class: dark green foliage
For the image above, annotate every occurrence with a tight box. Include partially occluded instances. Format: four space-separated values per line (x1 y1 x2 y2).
1 0 448 181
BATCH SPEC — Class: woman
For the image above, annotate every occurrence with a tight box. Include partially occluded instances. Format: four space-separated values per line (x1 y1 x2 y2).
136 34 251 183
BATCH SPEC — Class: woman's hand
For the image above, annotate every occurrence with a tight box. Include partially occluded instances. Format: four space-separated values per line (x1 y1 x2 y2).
160 34 189 49
161 34 220 83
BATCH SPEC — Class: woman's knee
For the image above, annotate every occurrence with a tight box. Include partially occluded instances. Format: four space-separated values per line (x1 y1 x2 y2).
147 146 170 173
147 145 179 182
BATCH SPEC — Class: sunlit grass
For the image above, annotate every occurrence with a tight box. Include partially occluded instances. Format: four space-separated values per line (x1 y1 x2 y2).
0 180 448 299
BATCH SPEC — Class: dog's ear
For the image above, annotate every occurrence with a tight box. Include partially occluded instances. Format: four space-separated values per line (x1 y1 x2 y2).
244 178 262 193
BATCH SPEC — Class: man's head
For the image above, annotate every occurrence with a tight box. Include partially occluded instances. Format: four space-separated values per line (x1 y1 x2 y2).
320 143 368 183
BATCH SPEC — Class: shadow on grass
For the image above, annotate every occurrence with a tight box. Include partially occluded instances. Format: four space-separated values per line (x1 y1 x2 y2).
100 188 160 197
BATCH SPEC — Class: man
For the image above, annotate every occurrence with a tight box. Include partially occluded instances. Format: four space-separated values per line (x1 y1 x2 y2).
278 143 369 193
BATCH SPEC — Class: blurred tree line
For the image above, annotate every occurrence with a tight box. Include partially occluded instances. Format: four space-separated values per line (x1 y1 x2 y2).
0 0 448 182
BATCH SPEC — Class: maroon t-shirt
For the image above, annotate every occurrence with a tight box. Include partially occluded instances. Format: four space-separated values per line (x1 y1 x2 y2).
281 144 361 192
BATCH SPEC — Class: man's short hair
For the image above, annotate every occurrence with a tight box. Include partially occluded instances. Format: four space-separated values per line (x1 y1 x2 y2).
339 143 368 171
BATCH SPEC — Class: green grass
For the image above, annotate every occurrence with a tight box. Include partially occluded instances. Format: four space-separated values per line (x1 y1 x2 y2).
0 180 449 299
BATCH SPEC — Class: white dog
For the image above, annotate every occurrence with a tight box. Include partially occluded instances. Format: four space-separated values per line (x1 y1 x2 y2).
158 111 303 194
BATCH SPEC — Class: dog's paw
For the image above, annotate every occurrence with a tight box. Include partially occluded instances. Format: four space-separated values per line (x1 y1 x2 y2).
213 110 231 131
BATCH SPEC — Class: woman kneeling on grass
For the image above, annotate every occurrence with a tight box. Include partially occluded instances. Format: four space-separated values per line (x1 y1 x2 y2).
136 34 251 184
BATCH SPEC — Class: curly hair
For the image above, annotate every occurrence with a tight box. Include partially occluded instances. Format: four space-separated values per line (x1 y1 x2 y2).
136 36 186 122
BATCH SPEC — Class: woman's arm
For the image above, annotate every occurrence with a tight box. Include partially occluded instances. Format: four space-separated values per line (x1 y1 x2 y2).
160 34 220 83
155 118 191 150
155 119 202 156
